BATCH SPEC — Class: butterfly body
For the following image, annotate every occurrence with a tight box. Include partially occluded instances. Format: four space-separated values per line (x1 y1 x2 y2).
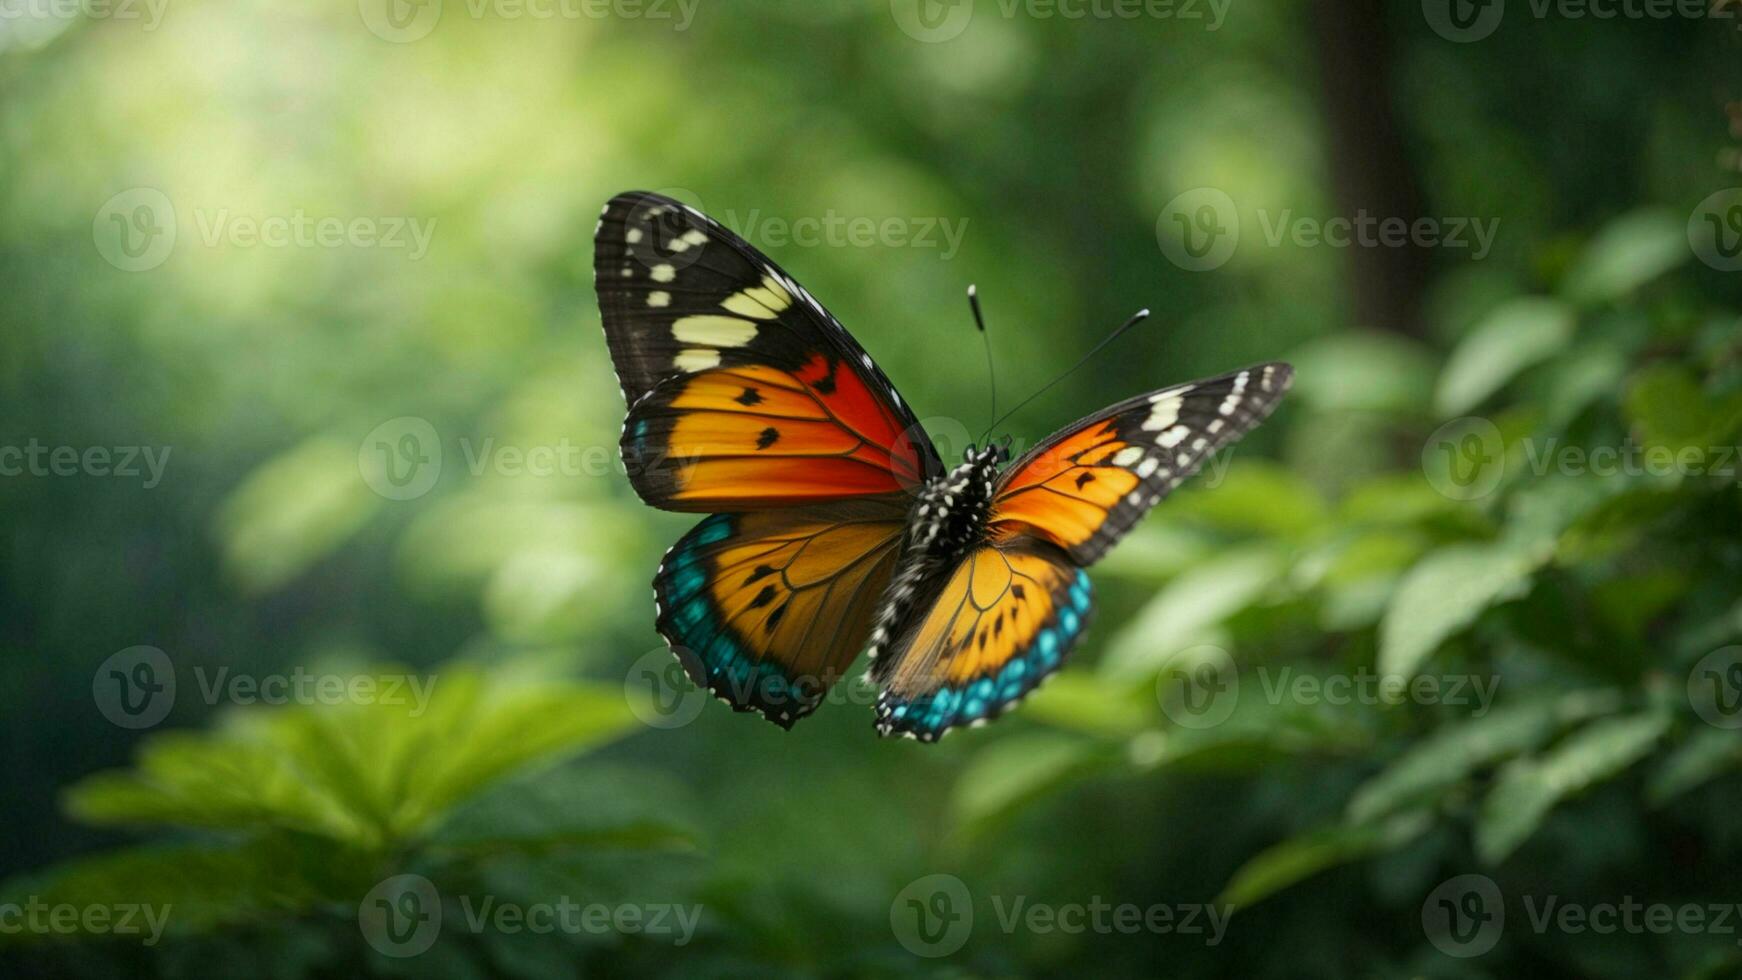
864 442 1009 667
594 190 1293 741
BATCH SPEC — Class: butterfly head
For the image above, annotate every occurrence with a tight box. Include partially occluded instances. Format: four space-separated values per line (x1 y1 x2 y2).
963 435 1012 468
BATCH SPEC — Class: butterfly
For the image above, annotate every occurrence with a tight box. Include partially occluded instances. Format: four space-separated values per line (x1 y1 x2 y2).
594 190 1292 741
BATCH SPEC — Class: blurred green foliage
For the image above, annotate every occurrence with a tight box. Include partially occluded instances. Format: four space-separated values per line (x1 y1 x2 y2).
4 1 1742 977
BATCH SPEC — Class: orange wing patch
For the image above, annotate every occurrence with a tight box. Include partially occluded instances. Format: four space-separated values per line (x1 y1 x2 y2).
625 354 928 511
987 420 1142 550
874 542 1093 741
656 496 906 726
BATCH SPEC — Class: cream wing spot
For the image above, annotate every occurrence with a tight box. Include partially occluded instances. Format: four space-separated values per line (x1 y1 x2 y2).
674 348 722 372
1111 446 1144 467
626 228 643 244
651 264 676 283
1144 394 1183 431
647 291 671 308
672 315 758 347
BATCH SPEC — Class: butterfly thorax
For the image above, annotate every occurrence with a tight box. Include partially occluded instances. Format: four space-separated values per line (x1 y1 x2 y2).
864 444 1008 668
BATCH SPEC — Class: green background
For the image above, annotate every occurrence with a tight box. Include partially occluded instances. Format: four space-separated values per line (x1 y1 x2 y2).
4 0 1742 976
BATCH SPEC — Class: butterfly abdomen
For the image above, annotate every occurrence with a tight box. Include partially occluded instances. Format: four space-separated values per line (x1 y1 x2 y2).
865 446 1005 670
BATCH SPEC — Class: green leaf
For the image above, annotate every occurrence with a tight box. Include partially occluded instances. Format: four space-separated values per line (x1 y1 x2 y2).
1020 672 1157 737
64 668 643 850
1160 461 1328 539
1476 711 1670 863
1100 548 1285 683
1378 539 1548 680
1285 331 1438 415
948 734 1114 842
1346 689 1623 824
1217 811 1431 911
216 437 381 594
1625 364 1742 454
431 763 699 855
1560 208 1687 306
0 835 371 945
1647 729 1742 805
1434 297 1576 417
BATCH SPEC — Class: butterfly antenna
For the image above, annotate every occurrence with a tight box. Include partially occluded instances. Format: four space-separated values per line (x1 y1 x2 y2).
968 284 997 439
982 308 1151 440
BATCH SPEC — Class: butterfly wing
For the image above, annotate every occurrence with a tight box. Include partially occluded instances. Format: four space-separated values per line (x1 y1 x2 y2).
987 363 1294 563
873 363 1293 740
872 539 1092 741
656 496 907 727
595 191 940 511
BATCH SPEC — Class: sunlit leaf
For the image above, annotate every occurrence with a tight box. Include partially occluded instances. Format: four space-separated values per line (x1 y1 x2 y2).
1100 548 1285 683
1346 689 1623 824
1476 711 1669 863
947 734 1114 842
1647 729 1742 805
1218 811 1431 911
1434 297 1575 417
1378 539 1548 680
1560 208 1687 305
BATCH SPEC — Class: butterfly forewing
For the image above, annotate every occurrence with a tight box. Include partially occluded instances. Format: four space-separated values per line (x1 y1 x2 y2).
595 191 940 511
989 363 1294 563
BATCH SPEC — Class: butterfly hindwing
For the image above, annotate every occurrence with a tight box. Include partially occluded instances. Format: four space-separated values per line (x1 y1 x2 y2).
596 191 939 511
988 363 1294 564
872 540 1092 741
656 496 908 726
